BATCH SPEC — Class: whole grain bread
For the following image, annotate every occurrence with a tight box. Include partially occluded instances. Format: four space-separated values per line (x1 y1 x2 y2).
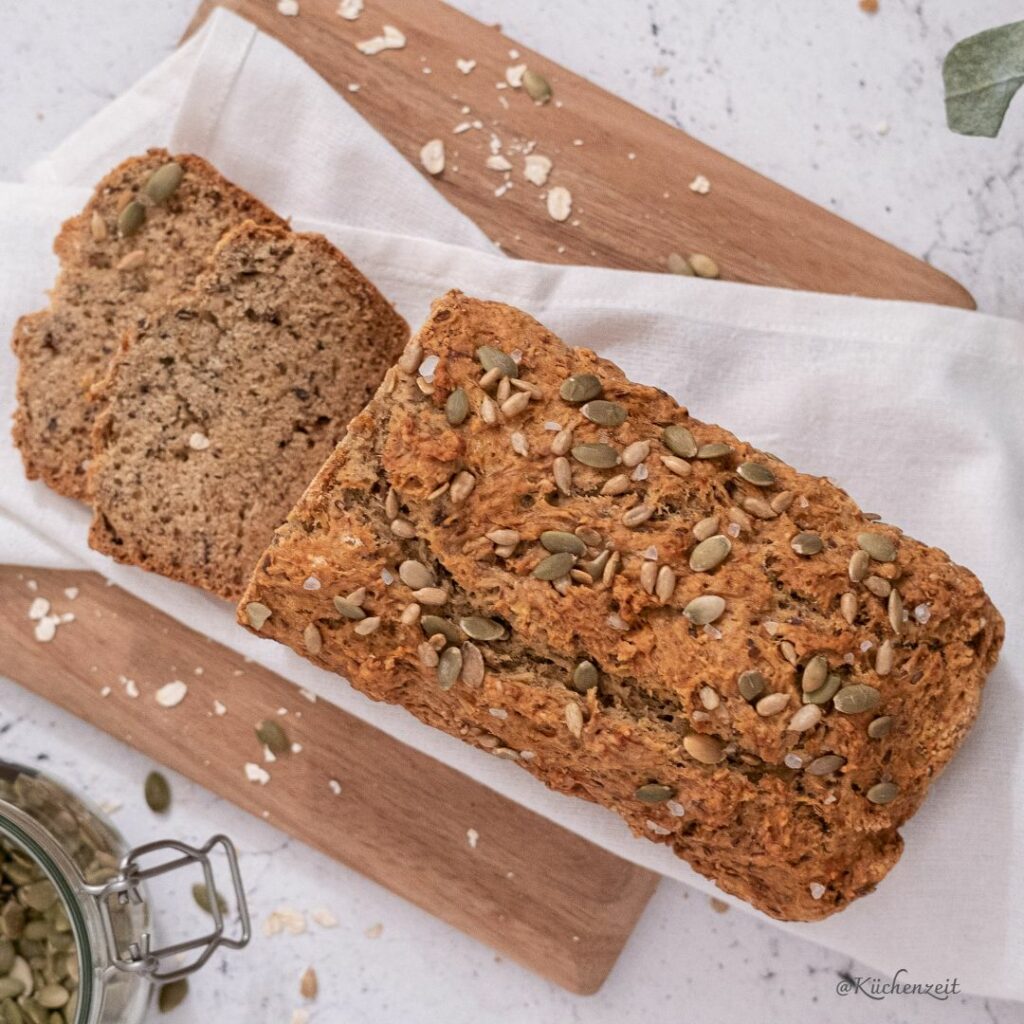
87 221 408 600
238 291 1003 921
11 149 286 499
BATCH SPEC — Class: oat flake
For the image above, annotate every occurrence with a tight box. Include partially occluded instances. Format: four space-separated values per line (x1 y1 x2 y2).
420 138 445 176
456 58 477 74
546 185 572 222
337 0 362 18
155 680 188 708
356 24 406 55
688 174 711 194
245 763 271 785
277 0 299 15
28 597 50 620
523 154 552 186
466 828 480 849
312 908 339 928
34 617 58 642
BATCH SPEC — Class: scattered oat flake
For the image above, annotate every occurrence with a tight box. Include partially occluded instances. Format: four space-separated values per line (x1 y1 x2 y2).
365 923 383 939
245 762 271 785
213 700 227 716
155 680 188 708
356 24 406 55
328 779 342 795
34 617 58 643
312 908 339 928
689 174 711 195
505 64 527 88
277 0 299 14
337 0 362 18
63 587 79 600
523 154 552 187
123 678 140 698
456 58 476 74
486 154 512 172
466 827 479 849
420 138 445 176
546 185 572 222
28 597 50 620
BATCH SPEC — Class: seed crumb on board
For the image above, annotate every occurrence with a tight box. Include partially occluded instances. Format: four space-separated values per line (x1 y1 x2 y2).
364 923 383 939
356 24 406 55
299 688 317 703
420 138 445 176
456 58 476 74
155 680 188 708
328 778 342 795
120 675 140 698
312 908 339 928
709 897 730 913
28 597 50 620
688 174 711 194
264 907 307 937
245 762 271 785
212 700 227 716
337 0 363 19
523 154 552 186
466 827 480 849
299 967 318 1000
277 0 299 14
505 64 527 88
63 586 79 600
859 0 879 11
546 185 572 222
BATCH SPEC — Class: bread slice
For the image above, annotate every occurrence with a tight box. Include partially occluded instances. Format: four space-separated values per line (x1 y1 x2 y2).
87 222 408 600
11 149 286 499
237 291 1002 921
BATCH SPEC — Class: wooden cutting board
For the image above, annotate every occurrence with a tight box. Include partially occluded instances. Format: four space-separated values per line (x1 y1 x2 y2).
3 0 977 998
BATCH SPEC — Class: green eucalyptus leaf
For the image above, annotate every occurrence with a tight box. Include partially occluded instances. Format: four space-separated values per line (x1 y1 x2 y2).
943 20 1024 137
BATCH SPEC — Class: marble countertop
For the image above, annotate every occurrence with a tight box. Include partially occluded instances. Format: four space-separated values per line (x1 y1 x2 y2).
1 2 1023 1023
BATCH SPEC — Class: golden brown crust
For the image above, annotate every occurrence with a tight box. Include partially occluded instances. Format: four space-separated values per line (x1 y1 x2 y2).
238 291 1003 920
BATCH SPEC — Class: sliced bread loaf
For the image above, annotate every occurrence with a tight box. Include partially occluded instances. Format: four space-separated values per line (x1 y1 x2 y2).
87 221 409 599
11 149 286 499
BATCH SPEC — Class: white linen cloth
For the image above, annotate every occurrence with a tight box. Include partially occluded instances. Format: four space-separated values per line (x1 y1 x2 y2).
2 8 1022 1000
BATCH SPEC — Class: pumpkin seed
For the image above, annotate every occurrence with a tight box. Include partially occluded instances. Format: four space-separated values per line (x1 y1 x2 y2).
738 670 765 701
801 655 828 694
421 616 461 645
476 345 518 378
445 388 470 425
575 526 603 547
256 720 289 755
144 161 184 204
867 715 894 739
662 425 697 458
559 373 602 403
833 683 881 714
787 704 822 732
437 647 463 690
689 535 731 572
540 531 586 556
192 882 227 917
755 692 790 717
244 601 272 630
117 200 146 237
634 783 676 803
459 616 505 641
736 462 775 487
806 754 846 776
696 442 733 459
581 400 627 427
158 979 188 1013
572 660 599 692
143 771 171 813
333 596 366 620
532 552 576 580
683 733 726 765
803 672 842 706
522 68 552 103
866 782 899 805
683 594 725 625
858 531 897 562
791 532 823 556
571 443 619 468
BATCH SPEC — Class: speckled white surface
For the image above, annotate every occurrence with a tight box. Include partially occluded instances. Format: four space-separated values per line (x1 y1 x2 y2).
1 2 1023 1022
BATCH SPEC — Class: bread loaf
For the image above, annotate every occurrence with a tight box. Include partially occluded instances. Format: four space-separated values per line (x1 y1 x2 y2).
237 291 1002 920
11 149 286 499
88 221 408 599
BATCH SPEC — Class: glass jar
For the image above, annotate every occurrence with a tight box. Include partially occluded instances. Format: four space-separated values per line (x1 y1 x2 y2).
0 759 249 1024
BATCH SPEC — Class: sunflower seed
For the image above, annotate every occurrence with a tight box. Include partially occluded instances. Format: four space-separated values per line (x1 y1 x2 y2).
245 602 272 630
541 531 586 555
888 589 904 635
476 345 518 378
875 639 894 676
867 715 894 739
565 702 584 738
655 565 677 601
755 692 790 717
581 400 627 427
581 549 612 580
622 504 654 528
738 670 765 700
662 425 697 458
698 685 720 710
858 532 897 562
553 456 573 494
500 391 531 418
667 251 695 276
621 440 650 468
449 471 476 504
845 552 869 586
575 526 603 546
303 622 322 654
90 210 107 241
144 772 171 813
479 396 498 424
144 161 185 205
692 516 719 541
486 529 519 546
299 967 318 1001
572 660 599 692
683 594 725 625
780 640 798 665
787 704 822 732
158 980 188 1013
840 592 858 625
866 782 899 805
354 616 381 636
791 532 823 556
639 561 658 594
600 473 631 496
532 552 576 580
602 550 622 585
689 535 731 571
460 642 485 686
806 754 846 776
740 496 776 519
572 443 619 468
459 616 505 641
728 507 753 532
864 575 891 598
398 342 423 375
333 597 366 620
833 683 880 714
400 603 421 626
736 462 775 487
417 642 439 668
494 544 517 558
683 733 726 765
659 455 692 477
437 647 463 689
445 388 470 425
770 490 795 514
801 655 828 693
634 782 675 803
559 373 601 404
399 560 434 590
116 249 146 272
390 517 416 538
688 253 720 278
117 200 146 237
522 68 552 102
551 427 574 456
803 672 842 706
696 442 733 459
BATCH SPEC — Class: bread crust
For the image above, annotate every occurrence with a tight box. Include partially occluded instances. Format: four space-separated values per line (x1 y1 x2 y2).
238 291 1003 920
